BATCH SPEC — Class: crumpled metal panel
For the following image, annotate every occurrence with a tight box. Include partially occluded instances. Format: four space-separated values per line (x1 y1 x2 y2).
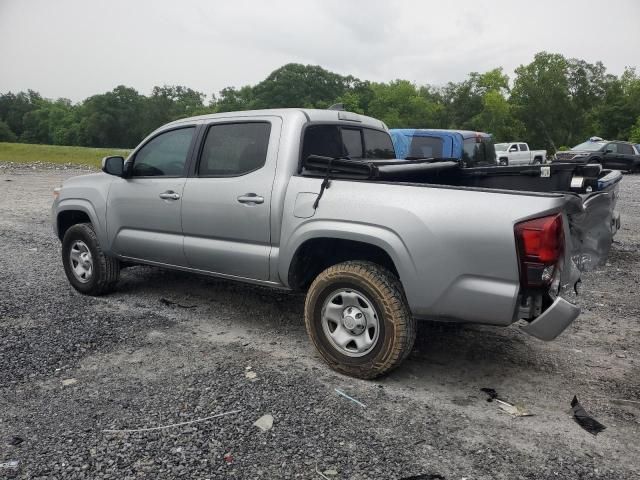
567 182 620 272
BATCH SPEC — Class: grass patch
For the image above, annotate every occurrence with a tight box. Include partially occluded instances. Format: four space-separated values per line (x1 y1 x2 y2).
0 142 129 168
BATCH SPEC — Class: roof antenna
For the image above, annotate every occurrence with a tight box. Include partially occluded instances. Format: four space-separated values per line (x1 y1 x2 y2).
328 103 345 111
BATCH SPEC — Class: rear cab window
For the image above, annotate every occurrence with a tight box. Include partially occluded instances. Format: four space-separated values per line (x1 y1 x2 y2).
408 136 444 158
462 136 497 167
301 125 396 167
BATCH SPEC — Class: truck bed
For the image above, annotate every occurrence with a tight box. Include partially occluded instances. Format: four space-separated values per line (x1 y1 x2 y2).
301 156 622 271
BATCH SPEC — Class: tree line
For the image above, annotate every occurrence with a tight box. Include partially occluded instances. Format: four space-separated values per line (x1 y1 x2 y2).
1 52 639 152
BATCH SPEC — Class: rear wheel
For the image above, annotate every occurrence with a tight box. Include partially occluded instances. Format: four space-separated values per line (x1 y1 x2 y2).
532 158 542 165
61 223 120 295
304 261 416 379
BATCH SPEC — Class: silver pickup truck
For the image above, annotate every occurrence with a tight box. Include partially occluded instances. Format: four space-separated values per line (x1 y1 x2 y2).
52 108 617 378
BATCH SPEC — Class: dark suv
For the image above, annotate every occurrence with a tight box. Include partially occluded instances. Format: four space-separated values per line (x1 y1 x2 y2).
554 139 640 172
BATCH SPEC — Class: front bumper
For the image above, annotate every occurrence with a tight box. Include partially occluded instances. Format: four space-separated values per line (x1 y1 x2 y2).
520 296 580 341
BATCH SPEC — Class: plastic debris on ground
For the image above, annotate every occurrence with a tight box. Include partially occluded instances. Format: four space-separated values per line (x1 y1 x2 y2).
223 452 233 464
480 388 533 417
61 378 78 386
495 399 533 417
7 436 23 446
253 414 274 432
245 366 258 381
480 387 498 402
0 460 20 470
334 388 366 408
571 395 606 435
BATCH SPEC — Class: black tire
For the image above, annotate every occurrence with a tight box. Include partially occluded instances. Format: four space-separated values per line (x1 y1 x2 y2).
498 158 508 166
61 223 120 295
304 261 416 379
533 158 542 165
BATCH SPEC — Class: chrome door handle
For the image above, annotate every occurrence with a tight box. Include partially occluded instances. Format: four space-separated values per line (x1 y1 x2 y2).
159 191 181 200
237 193 264 204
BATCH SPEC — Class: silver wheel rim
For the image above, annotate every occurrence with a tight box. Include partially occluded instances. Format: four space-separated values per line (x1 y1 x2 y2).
69 240 93 283
321 288 381 358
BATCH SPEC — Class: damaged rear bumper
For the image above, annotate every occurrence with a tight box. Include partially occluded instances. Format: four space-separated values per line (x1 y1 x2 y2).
520 296 580 341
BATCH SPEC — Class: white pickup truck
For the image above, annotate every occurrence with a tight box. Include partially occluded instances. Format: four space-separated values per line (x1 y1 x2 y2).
495 142 546 166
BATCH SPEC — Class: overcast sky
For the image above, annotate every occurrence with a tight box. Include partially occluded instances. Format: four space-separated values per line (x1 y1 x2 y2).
1 0 639 102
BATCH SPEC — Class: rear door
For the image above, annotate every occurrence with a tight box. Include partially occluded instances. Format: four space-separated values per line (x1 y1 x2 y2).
618 143 637 170
518 143 531 164
181 118 281 280
107 126 197 266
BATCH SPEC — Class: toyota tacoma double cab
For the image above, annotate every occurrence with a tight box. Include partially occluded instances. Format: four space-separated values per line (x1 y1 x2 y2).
52 108 618 378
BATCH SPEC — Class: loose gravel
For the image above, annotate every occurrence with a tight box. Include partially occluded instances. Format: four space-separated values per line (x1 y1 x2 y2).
0 164 638 479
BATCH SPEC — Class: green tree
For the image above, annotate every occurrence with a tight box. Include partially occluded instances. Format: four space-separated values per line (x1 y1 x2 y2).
440 68 509 130
629 117 640 143
250 63 356 109
0 120 17 142
471 90 524 141
510 52 573 151
0 90 43 139
212 86 254 112
365 80 443 128
142 85 206 134
78 85 146 147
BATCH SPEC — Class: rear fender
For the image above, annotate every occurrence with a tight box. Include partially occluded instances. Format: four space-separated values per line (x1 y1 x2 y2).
279 220 420 302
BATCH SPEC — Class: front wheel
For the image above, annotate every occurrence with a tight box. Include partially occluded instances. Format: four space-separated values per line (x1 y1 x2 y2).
304 261 416 379
61 223 120 295
498 158 508 166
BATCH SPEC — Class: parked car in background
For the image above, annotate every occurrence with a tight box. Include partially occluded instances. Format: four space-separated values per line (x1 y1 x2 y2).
554 139 640 172
494 142 546 166
390 129 497 167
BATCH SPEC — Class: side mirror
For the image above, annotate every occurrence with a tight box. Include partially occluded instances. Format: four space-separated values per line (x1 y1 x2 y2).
102 156 125 176
509 146 518 152
604 148 613 154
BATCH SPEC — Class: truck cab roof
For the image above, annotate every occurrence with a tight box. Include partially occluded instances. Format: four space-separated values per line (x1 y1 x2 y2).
163 108 388 132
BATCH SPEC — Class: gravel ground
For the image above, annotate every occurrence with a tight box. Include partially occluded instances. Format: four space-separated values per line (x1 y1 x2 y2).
0 163 638 479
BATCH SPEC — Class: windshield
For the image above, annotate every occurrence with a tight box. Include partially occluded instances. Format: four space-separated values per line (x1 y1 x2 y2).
494 143 508 151
571 141 605 152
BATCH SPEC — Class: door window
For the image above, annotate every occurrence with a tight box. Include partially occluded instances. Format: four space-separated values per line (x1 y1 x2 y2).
620 143 634 155
606 143 618 154
132 127 195 177
198 122 271 176
519 144 529 151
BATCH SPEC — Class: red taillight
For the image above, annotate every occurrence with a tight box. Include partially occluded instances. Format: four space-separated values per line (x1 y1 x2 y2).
515 214 564 288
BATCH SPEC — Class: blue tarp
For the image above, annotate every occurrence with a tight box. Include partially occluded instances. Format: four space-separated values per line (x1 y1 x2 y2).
391 129 485 160
390 129 464 159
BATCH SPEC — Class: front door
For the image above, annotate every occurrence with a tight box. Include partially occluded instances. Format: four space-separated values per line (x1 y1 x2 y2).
181 118 281 281
107 126 197 266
